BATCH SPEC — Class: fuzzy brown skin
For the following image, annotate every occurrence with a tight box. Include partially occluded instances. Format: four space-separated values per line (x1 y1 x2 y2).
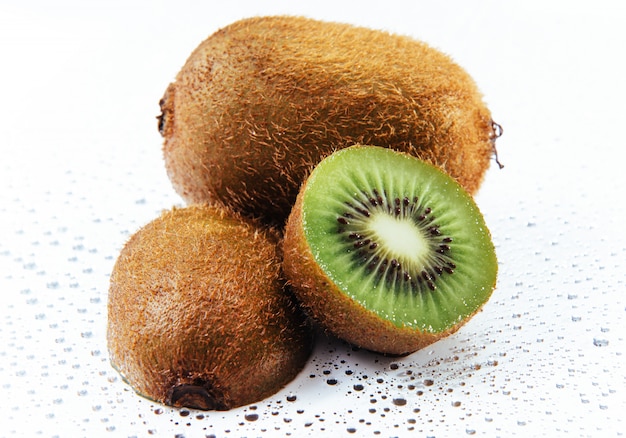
283 184 478 356
160 15 499 227
107 205 312 410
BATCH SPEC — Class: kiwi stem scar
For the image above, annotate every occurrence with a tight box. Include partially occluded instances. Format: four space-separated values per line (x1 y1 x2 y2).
490 120 504 169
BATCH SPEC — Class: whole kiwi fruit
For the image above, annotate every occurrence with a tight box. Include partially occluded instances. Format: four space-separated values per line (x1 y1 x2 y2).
282 145 498 356
107 205 312 410
159 15 502 226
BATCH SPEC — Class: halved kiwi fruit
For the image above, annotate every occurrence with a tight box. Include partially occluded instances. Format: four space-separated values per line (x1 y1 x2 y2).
107 205 312 410
282 145 497 355
159 15 502 226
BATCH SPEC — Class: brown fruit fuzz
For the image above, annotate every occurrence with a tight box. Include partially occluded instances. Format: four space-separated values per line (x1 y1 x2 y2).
107 205 312 410
159 15 501 226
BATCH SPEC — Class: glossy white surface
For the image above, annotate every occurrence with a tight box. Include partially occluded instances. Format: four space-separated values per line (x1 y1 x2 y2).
1 1 624 436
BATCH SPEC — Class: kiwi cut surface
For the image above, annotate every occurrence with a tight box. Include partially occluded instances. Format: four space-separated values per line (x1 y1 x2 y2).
159 15 502 226
283 145 497 355
107 205 312 410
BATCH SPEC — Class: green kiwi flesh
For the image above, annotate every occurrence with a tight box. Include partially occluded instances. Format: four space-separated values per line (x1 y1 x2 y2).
283 145 497 355
159 15 501 227
107 205 312 410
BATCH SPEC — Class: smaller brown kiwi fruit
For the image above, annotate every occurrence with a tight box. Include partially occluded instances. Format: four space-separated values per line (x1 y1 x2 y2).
107 204 312 410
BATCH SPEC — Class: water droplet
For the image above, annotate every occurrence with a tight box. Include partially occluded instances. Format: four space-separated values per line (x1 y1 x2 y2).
423 379 434 386
286 394 297 402
327 378 338 385
353 384 364 391
392 398 407 406
593 338 609 347
245 413 259 421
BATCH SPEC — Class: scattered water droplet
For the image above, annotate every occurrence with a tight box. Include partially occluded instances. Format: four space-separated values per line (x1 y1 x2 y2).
392 398 407 406
593 338 609 347
245 413 259 421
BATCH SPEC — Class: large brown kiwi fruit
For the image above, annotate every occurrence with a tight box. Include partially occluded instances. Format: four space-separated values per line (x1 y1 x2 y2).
159 15 502 226
107 205 312 410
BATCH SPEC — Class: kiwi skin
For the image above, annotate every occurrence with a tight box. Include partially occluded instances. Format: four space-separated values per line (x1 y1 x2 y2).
282 146 496 356
107 205 313 410
159 15 501 227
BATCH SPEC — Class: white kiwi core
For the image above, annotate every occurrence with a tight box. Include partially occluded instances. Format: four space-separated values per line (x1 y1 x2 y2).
368 213 428 264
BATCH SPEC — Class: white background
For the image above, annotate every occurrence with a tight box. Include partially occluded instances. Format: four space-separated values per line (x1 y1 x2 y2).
1 1 624 436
